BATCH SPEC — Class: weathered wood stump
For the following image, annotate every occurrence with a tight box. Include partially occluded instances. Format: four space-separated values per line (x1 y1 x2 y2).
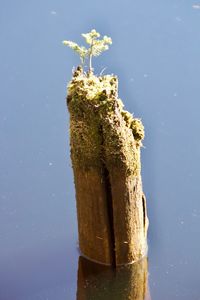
67 67 148 266
77 256 151 300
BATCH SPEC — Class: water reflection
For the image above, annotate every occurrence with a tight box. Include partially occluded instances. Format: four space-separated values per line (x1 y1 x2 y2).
77 256 151 300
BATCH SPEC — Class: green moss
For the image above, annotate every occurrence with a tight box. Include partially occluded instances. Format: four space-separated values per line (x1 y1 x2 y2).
67 68 144 175
130 118 145 143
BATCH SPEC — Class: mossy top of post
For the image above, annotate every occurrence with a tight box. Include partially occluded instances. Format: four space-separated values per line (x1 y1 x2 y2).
66 66 144 140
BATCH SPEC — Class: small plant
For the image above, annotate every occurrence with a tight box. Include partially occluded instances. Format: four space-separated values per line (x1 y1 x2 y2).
63 29 112 74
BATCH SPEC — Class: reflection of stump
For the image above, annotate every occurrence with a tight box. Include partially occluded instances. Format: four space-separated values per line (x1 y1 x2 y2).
67 67 148 266
77 256 150 300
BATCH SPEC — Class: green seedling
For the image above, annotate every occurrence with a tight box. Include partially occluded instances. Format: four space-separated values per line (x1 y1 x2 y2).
63 29 112 74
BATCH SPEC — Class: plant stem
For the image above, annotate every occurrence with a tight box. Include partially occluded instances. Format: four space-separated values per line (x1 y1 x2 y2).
89 54 92 73
89 40 94 74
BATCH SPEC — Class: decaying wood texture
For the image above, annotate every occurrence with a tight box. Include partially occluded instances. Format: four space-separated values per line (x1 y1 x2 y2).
67 67 148 266
77 256 151 300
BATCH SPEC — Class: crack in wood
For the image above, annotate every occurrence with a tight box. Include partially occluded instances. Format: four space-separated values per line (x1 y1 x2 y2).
103 166 116 267
99 124 116 267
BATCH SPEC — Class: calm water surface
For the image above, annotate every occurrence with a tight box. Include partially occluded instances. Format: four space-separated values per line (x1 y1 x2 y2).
1 1 200 299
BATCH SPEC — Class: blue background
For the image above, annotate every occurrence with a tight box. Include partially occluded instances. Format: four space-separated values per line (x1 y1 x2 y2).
1 1 200 299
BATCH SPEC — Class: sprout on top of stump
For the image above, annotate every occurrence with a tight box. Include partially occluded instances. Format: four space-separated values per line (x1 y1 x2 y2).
63 29 112 74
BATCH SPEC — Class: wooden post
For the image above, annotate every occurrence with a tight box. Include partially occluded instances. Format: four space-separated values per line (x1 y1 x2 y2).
67 67 148 266
77 256 151 300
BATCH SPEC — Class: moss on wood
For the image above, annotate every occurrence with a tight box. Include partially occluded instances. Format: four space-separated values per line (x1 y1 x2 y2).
67 67 144 173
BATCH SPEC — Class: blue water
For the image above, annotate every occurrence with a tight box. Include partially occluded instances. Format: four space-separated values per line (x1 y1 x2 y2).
1 1 200 299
